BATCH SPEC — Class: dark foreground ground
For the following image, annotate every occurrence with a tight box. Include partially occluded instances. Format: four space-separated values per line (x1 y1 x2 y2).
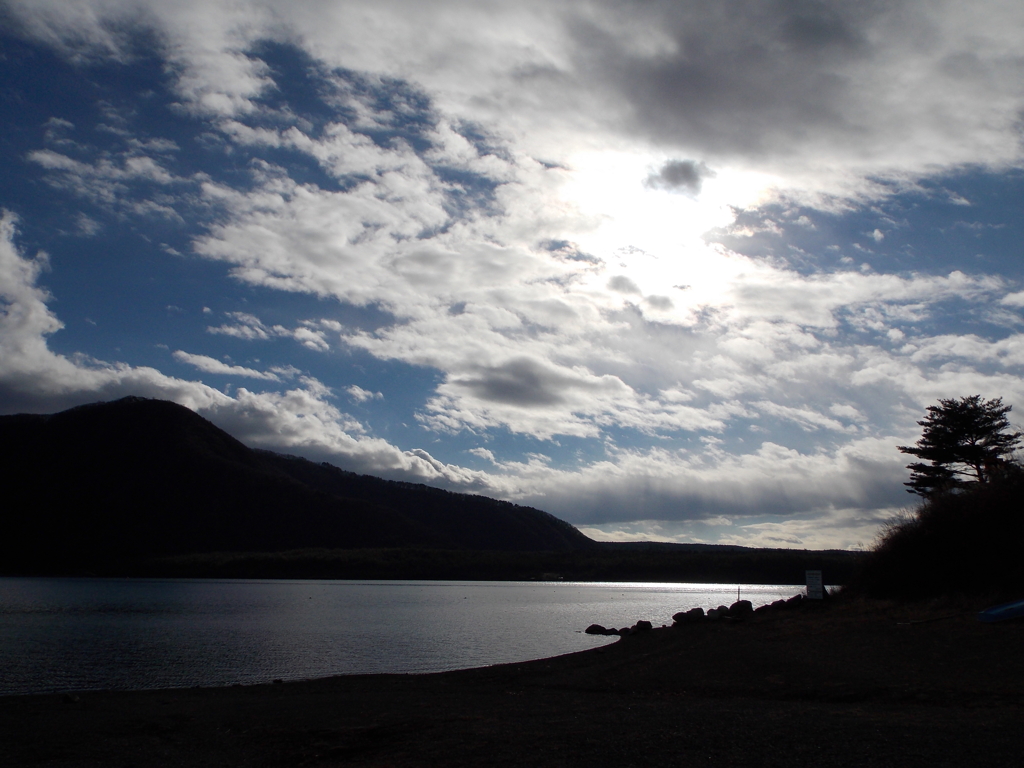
3 596 1022 767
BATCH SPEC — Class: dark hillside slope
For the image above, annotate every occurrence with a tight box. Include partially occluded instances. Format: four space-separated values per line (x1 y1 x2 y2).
0 397 592 575
258 452 589 552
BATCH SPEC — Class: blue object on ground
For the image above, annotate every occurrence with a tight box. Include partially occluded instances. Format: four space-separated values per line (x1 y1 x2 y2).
977 598 1024 623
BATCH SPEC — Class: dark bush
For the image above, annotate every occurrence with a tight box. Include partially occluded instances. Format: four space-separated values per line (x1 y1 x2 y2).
850 469 1024 599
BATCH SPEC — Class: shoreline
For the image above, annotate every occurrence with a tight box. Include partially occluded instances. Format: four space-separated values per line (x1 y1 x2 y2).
4 597 1023 766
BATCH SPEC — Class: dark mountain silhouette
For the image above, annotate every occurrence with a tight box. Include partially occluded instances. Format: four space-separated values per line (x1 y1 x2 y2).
0 397 593 574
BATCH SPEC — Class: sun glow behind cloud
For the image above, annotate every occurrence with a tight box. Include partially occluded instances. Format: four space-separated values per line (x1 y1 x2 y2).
562 152 773 253
559 151 784 318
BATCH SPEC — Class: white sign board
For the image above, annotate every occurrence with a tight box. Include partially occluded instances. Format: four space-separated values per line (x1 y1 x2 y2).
806 570 824 600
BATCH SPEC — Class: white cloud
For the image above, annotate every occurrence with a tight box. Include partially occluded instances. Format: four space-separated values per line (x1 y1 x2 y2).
1001 291 1024 307
828 404 865 422
27 147 191 217
172 350 282 381
900 334 1024 367
207 312 273 340
207 312 335 351
74 213 101 236
752 401 855 434
494 435 911 529
346 385 382 403
469 447 496 463
9 0 1024 200
291 326 330 352
580 507 884 550
716 508 888 551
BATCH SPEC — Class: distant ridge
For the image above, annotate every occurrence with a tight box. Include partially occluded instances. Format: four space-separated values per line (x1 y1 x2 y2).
0 397 594 574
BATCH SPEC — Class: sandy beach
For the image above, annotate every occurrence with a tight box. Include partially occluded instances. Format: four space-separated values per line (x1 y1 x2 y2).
3 596 1022 767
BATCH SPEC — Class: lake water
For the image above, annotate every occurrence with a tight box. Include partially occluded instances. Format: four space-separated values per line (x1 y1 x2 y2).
0 578 804 696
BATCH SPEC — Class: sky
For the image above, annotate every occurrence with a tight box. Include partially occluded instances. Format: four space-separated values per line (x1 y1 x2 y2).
2 0 1024 550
